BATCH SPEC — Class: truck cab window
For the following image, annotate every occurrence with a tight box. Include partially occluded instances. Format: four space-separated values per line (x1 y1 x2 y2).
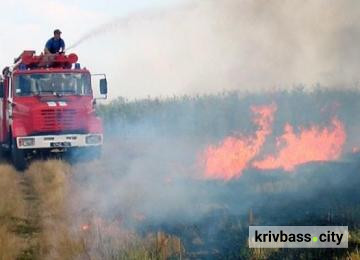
14 73 92 96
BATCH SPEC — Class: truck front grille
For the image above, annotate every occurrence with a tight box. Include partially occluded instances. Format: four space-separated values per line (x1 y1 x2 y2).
38 109 79 131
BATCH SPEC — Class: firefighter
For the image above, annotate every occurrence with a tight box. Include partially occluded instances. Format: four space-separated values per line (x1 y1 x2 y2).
44 29 65 54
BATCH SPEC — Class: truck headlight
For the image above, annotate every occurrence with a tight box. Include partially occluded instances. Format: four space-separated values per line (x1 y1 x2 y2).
18 137 35 147
86 134 102 145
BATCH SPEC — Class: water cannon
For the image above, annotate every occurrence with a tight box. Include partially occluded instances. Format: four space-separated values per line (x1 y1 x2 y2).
13 50 78 70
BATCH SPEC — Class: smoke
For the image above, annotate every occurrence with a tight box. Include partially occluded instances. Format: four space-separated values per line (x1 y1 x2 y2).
69 0 360 98
56 0 360 257
62 87 360 257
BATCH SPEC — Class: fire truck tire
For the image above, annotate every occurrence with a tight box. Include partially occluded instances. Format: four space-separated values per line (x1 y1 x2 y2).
11 139 27 171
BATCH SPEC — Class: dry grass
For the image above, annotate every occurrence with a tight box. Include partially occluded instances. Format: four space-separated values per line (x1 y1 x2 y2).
26 160 75 258
0 224 26 259
0 164 26 258
26 160 71 218
72 219 183 259
0 164 26 219
23 159 184 259
349 252 360 260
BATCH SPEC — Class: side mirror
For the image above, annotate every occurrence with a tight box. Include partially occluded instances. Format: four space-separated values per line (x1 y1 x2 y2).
100 78 107 95
0 82 4 98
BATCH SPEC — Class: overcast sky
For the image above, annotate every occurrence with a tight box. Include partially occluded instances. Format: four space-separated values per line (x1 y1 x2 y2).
1 0 359 100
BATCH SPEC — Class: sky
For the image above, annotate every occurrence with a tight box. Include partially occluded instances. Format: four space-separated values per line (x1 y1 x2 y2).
1 0 360 100
0 0 183 99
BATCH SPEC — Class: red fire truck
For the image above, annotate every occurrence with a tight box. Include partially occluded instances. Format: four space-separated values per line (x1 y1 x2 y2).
0 51 107 170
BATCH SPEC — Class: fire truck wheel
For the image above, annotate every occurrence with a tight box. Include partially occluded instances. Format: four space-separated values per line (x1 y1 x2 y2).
11 139 27 171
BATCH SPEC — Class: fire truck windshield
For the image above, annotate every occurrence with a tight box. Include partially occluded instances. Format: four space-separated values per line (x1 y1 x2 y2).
14 73 92 97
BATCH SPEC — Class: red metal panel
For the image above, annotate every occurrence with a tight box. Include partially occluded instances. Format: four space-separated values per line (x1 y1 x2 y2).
15 51 78 70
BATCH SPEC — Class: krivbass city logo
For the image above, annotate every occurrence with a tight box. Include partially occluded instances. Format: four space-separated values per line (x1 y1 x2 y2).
249 226 348 248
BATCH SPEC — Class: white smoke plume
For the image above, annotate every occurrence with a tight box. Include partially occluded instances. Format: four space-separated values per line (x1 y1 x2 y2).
69 0 360 98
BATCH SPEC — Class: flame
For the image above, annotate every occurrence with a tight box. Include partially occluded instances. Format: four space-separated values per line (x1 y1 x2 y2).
201 102 347 180
202 104 276 180
253 117 346 171
81 224 90 231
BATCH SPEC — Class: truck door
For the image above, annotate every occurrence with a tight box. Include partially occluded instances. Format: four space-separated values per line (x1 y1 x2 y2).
0 76 12 146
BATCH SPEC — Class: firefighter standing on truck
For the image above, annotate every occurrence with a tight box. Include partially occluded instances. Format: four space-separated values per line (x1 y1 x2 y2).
44 29 65 54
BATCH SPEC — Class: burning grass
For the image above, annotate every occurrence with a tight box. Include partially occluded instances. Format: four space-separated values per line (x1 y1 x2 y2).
0 89 359 258
203 103 277 180
93 89 360 258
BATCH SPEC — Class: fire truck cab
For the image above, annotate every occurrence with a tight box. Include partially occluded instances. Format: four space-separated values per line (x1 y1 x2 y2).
0 51 107 170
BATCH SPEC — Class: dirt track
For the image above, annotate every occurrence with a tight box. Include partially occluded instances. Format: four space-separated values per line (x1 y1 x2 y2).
17 173 41 259
0 161 76 259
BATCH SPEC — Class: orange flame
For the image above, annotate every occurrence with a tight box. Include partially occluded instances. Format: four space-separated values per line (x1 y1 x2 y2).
202 104 276 180
81 224 90 231
253 117 346 171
